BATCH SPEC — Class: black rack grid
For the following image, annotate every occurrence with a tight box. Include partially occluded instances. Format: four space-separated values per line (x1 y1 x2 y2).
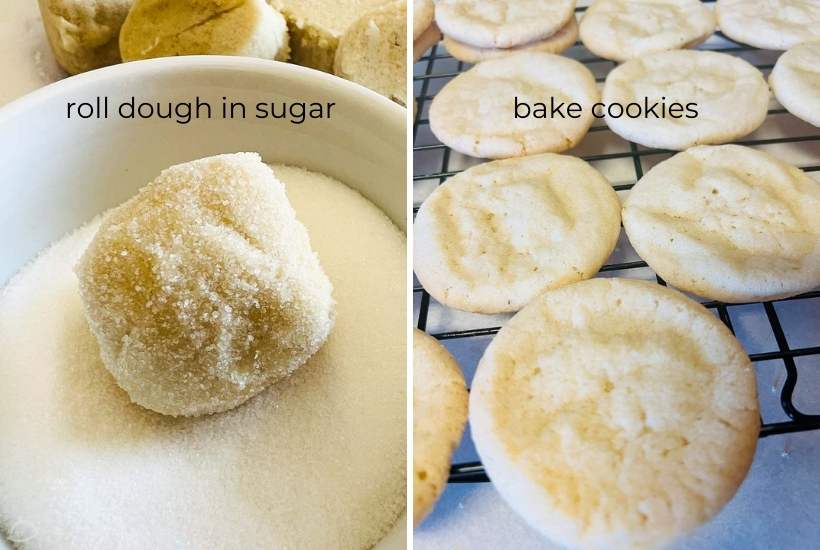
413 4 820 485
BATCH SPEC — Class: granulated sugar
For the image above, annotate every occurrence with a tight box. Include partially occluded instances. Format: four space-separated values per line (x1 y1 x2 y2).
0 164 406 549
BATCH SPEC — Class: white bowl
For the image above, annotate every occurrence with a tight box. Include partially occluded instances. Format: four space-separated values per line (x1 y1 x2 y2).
0 56 406 550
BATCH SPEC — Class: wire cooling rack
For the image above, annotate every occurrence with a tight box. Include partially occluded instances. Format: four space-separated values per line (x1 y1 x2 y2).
413 3 820 487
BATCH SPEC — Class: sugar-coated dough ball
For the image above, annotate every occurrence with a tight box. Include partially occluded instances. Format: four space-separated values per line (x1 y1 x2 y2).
120 0 290 62
76 153 334 416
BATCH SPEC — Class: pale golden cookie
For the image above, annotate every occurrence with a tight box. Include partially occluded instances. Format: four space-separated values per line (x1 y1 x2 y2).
414 22 442 62
623 145 820 302
770 41 820 127
602 50 769 150
413 329 468 527
717 0 820 50
470 277 759 550
414 153 621 313
579 0 715 62
435 0 576 48
414 0 434 40
429 52 599 159
443 16 578 63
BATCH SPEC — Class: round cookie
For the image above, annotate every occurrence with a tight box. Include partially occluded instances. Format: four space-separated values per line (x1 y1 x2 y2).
602 50 769 150
120 0 290 62
435 0 576 49
470 277 760 550
716 0 820 50
623 145 820 303
770 41 820 127
414 22 442 62
443 16 578 63
414 153 621 313
414 0 435 40
429 52 599 159
413 329 468 527
579 0 716 62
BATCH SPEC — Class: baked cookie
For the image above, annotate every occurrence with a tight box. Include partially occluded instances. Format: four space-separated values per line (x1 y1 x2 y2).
334 1 406 105
435 0 576 49
429 52 599 158
414 22 442 62
602 50 769 150
414 0 434 40
443 16 578 63
770 41 820 127
414 154 621 313
470 277 759 549
579 0 715 62
120 0 290 62
624 145 820 302
413 329 468 527
716 0 820 50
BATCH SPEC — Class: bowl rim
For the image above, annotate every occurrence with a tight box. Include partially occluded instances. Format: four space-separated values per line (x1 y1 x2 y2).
0 55 406 125
0 54 407 550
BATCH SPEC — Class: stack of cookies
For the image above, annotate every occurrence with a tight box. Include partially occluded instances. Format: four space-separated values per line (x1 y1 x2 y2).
435 0 579 63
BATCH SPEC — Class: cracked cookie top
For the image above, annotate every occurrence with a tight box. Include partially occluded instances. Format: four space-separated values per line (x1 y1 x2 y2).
623 144 820 302
470 277 759 549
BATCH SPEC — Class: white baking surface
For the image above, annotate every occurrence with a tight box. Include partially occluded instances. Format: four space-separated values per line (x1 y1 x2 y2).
413 3 820 549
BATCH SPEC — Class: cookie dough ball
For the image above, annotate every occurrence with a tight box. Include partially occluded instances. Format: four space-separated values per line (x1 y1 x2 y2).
334 1 407 105
75 153 335 416
120 0 290 62
38 0 132 75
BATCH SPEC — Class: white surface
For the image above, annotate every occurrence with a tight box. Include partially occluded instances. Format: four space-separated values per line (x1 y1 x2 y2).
0 56 406 549
413 12 820 550
0 0 64 107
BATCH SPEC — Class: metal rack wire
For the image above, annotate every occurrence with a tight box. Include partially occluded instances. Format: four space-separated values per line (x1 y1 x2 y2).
413 3 820 485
